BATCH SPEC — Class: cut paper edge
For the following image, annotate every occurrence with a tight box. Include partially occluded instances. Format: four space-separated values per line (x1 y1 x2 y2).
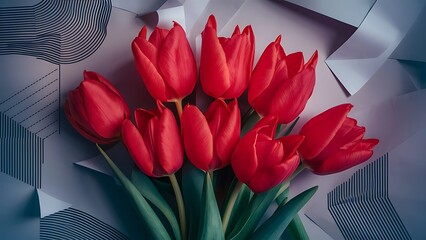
37 189 71 218
282 0 376 27
74 155 114 177
111 0 166 15
325 0 426 95
390 4 426 63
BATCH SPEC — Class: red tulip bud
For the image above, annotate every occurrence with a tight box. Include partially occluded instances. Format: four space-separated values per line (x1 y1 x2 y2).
132 22 197 102
65 71 130 144
181 99 241 171
231 116 304 193
200 15 255 99
298 104 379 175
122 101 183 177
249 36 318 124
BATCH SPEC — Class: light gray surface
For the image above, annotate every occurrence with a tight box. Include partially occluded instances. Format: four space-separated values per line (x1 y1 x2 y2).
1 0 425 239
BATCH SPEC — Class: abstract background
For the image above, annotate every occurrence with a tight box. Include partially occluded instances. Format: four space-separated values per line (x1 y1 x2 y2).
0 0 425 239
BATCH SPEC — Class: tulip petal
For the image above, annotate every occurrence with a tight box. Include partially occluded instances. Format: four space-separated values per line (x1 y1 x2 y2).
248 154 299 193
252 59 289 116
215 99 241 167
279 134 305 159
200 21 230 98
138 26 147 38
134 108 156 136
248 37 282 106
122 120 155 177
269 66 315 124
132 40 168 101
221 26 254 98
148 27 169 49
299 104 353 160
252 115 278 138
305 50 319 69
231 130 258 183
243 25 255 74
255 136 284 168
312 138 379 175
286 52 304 78
181 105 213 171
84 71 121 98
156 108 183 175
65 99 112 144
314 124 365 162
158 22 197 100
80 80 124 139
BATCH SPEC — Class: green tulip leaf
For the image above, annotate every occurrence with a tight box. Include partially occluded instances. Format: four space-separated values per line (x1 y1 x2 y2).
199 173 225 240
225 184 253 236
182 162 204 240
226 183 281 240
282 213 309 240
131 169 181 240
250 186 318 240
221 178 238 215
96 144 171 240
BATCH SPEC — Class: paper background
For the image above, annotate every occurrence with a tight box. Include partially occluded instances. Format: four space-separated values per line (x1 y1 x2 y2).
0 0 425 239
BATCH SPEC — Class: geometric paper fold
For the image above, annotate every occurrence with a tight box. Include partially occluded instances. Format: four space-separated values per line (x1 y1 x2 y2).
283 0 376 27
326 0 426 95
36 189 71 218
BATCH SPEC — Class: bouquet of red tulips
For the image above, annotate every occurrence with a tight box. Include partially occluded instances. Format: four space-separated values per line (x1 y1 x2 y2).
65 15 379 240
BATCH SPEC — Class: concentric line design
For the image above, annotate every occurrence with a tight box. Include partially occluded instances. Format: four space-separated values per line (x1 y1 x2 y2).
0 68 59 188
40 208 129 240
0 0 112 64
328 153 411 240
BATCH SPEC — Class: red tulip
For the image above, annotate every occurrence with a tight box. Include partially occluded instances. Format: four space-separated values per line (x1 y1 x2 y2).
298 104 379 175
248 36 318 124
65 71 130 144
181 99 240 171
231 116 304 193
121 101 183 177
200 15 255 99
132 22 197 102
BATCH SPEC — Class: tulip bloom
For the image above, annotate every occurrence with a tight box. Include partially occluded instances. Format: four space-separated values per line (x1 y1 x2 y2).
200 15 255 99
65 71 130 144
121 101 183 177
181 99 240 171
231 116 304 193
248 36 318 124
298 104 379 175
132 22 197 102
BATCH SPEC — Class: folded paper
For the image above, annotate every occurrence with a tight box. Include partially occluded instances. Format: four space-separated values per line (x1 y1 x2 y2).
326 0 426 95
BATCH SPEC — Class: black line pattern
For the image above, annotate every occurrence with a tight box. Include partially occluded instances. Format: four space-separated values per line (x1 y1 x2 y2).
0 0 112 64
0 113 43 188
328 153 411 240
40 208 129 240
0 68 59 188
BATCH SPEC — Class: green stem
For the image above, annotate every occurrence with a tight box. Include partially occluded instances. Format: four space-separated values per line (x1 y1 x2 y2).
96 144 170 240
222 181 243 233
169 173 187 240
175 99 183 119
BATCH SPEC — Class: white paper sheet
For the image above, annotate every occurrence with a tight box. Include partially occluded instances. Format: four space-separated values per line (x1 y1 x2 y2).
326 0 426 95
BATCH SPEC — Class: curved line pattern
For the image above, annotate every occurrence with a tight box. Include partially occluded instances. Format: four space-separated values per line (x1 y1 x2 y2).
40 208 129 240
327 153 411 240
0 0 112 64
